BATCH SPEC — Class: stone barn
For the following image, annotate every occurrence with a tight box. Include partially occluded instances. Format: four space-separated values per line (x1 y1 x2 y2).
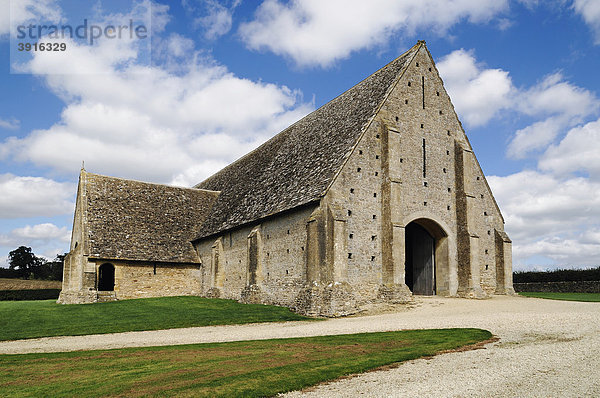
59 41 514 315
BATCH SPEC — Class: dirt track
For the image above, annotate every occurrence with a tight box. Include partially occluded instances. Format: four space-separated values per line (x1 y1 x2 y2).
1 295 598 397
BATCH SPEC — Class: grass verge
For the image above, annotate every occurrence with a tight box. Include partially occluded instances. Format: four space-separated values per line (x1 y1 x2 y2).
0 328 492 397
0 296 313 341
519 292 600 302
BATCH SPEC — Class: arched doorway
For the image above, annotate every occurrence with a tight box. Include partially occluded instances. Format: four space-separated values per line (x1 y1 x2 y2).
98 263 115 291
405 218 448 296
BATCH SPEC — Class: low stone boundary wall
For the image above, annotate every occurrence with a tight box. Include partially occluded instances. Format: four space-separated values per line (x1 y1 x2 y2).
0 278 62 290
514 281 600 293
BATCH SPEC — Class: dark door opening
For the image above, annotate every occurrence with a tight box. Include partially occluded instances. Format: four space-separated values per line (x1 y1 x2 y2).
405 222 435 295
98 263 115 291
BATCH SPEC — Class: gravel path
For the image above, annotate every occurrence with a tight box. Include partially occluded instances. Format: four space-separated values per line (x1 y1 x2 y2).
1 296 598 397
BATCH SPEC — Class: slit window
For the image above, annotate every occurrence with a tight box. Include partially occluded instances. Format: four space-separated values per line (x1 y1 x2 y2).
422 138 427 178
422 76 425 109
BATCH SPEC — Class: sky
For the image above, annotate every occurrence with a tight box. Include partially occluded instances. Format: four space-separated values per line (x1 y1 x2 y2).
0 0 599 272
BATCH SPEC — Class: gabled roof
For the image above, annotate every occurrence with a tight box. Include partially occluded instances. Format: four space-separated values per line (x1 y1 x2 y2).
194 42 421 240
83 172 219 263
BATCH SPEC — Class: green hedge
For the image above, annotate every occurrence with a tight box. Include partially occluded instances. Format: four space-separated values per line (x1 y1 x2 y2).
0 289 61 301
514 267 600 283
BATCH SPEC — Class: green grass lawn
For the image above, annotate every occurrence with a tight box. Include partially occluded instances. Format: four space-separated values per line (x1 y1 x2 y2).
0 296 313 341
0 328 492 397
519 292 600 302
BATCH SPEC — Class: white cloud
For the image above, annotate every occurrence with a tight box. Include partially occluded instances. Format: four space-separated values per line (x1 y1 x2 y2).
239 0 508 67
513 234 600 266
182 0 241 40
437 49 513 127
0 174 75 218
0 0 62 37
11 223 70 243
0 117 19 130
539 118 600 178
437 51 599 137
0 223 71 264
517 73 598 119
488 170 600 266
507 74 599 159
0 34 313 186
507 116 567 159
573 0 600 44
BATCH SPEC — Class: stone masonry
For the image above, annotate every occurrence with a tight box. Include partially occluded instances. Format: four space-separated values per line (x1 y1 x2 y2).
59 41 514 315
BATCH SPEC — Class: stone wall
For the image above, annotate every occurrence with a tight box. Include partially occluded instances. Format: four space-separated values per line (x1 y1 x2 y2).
112 261 203 300
0 278 61 290
324 44 511 299
195 205 317 310
514 281 600 293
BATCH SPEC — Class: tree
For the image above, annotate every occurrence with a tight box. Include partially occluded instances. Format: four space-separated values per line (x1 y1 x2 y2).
7 247 66 280
8 246 47 279
47 253 66 281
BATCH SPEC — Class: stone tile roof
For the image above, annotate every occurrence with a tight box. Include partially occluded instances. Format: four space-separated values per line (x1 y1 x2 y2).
84 172 219 263
194 43 420 240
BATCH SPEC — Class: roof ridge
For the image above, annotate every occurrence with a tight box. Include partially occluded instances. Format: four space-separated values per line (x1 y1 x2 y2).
194 42 422 239
321 41 423 196
84 171 220 194
194 41 423 189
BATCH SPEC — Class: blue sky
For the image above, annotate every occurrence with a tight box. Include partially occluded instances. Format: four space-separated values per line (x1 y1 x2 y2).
1 0 599 271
